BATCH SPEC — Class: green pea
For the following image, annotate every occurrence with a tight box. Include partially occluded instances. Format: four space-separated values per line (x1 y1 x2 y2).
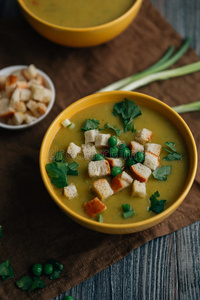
134 151 145 163
93 153 105 161
108 136 117 147
64 296 74 300
109 146 119 158
43 263 53 275
111 166 122 177
32 263 43 276
118 143 127 149
126 158 136 168
120 147 131 159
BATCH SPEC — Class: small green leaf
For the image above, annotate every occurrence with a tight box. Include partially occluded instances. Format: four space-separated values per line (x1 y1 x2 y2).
28 277 46 292
16 276 33 291
81 119 100 131
152 165 172 181
149 191 166 214
46 162 68 188
113 98 141 133
162 142 182 161
0 260 14 280
104 123 121 137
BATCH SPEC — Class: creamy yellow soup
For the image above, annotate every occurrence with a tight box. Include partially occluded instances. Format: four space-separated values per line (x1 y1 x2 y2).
23 0 135 28
48 102 189 224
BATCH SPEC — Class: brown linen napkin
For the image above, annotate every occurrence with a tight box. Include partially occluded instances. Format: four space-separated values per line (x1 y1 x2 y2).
0 0 200 299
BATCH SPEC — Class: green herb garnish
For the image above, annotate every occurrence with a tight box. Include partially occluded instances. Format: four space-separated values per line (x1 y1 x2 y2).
121 203 135 218
0 260 14 280
152 165 172 181
46 258 63 280
149 191 166 214
54 151 64 162
162 142 182 161
46 162 68 188
113 98 141 132
16 275 46 292
103 123 121 137
98 213 103 223
81 119 100 131
46 158 79 188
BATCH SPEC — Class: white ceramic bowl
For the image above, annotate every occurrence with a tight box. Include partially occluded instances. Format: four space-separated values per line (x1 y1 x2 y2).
0 65 55 130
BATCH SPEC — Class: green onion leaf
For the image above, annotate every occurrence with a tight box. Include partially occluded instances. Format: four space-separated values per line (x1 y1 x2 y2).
149 191 166 214
152 165 172 181
123 210 135 219
173 101 200 114
98 214 103 223
67 170 78 176
121 204 131 212
54 151 64 162
68 162 79 170
81 119 100 131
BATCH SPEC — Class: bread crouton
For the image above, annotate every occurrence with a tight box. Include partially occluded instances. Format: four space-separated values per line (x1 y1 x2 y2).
0 98 15 119
92 179 113 201
12 112 25 125
26 99 37 112
135 128 152 145
82 144 97 160
110 177 129 193
24 113 37 124
31 84 44 101
143 151 160 171
35 102 47 116
144 143 162 156
130 141 144 156
0 76 5 91
132 180 146 197
14 101 26 113
130 163 151 183
42 87 52 103
84 129 99 144
88 160 111 177
64 183 78 199
119 171 133 184
106 157 125 168
22 64 38 80
95 133 111 147
17 81 29 89
12 69 26 81
20 88 31 101
10 88 20 106
84 197 107 217
5 75 18 96
67 142 81 159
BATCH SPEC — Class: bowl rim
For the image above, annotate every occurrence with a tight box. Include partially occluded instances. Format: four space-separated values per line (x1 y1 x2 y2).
0 65 55 130
17 0 143 31
40 91 198 230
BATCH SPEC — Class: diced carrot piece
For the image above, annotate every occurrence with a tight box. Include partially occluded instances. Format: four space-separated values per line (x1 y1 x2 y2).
84 197 107 217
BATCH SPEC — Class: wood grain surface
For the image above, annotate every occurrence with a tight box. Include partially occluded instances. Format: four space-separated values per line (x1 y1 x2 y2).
0 1 200 299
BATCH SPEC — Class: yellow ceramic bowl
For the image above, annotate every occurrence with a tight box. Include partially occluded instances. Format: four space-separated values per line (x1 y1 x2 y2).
40 91 197 234
17 0 143 47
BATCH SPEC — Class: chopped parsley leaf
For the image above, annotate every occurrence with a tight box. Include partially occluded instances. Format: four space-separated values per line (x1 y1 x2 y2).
149 191 166 214
81 119 100 131
152 165 172 181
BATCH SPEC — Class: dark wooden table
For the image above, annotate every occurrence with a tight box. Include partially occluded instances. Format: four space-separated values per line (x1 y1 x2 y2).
1 1 200 299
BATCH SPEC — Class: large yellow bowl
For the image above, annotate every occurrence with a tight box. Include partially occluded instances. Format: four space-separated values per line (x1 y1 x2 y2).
17 0 143 47
40 91 197 234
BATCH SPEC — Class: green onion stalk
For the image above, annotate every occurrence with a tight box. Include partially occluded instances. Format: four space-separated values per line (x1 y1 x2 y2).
97 38 200 114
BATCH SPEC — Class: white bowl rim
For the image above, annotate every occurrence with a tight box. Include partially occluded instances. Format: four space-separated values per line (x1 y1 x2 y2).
0 65 55 130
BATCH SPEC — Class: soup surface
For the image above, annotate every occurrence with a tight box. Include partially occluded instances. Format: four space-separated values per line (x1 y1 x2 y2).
47 101 189 225
23 0 135 28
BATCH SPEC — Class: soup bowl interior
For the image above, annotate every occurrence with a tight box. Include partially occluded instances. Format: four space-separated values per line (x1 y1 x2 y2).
17 0 143 47
40 91 197 234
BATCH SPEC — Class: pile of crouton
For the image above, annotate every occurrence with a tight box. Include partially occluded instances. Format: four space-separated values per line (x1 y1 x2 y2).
0 64 52 125
63 126 162 219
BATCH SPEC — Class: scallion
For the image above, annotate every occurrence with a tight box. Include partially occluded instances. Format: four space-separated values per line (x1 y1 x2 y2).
97 38 191 92
172 101 200 114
